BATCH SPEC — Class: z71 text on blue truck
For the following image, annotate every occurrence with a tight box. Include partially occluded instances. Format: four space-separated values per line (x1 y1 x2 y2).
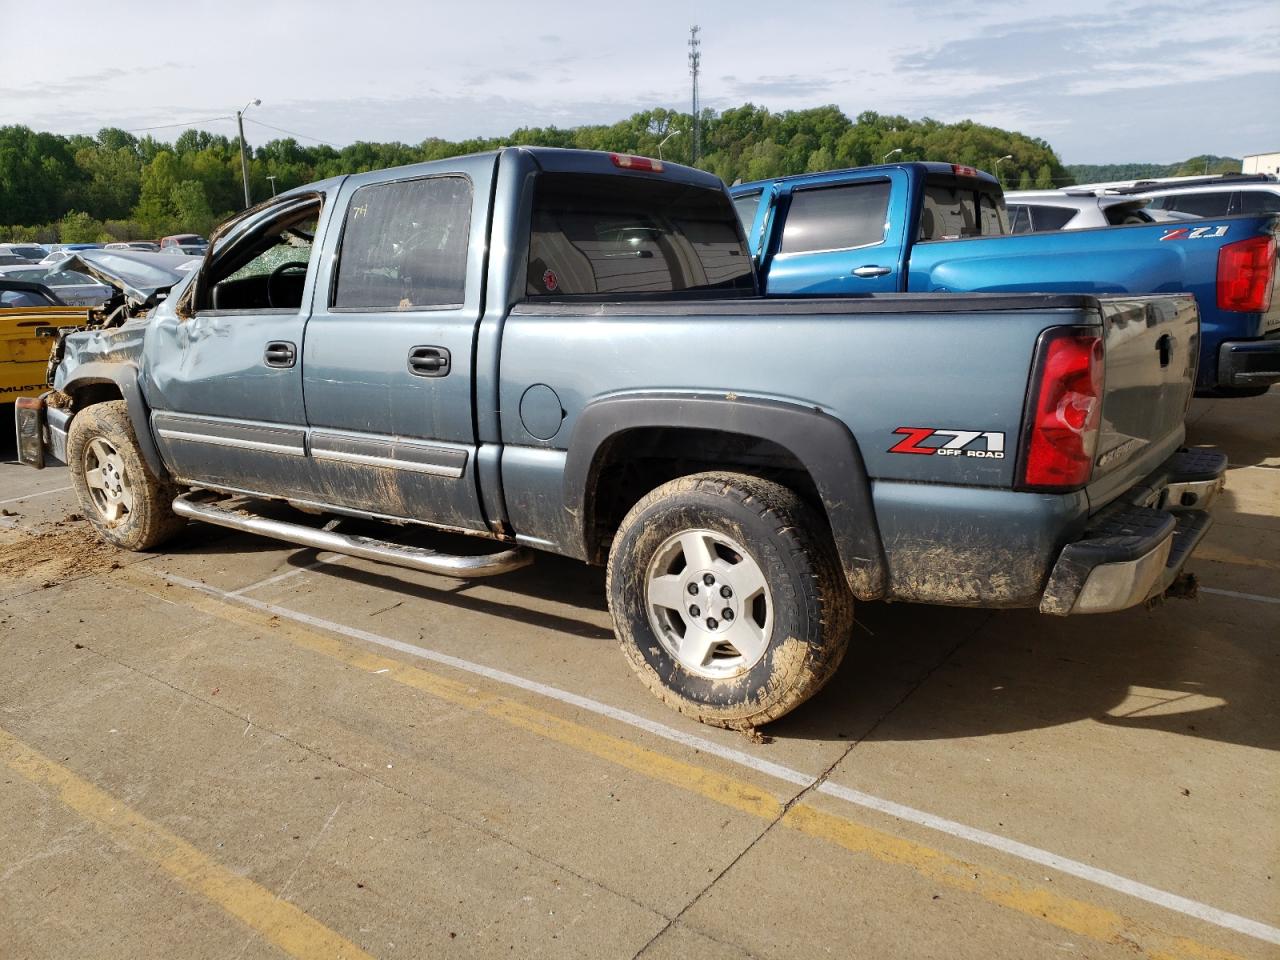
732 163 1280 396
18 149 1225 728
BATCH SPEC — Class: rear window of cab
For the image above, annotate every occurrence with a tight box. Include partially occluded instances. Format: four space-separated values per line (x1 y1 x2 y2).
919 178 1009 240
526 174 755 298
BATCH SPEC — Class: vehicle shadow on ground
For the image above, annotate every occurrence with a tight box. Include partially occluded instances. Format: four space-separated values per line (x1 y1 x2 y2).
777 596 1279 754
236 519 1278 756
1186 392 1279 467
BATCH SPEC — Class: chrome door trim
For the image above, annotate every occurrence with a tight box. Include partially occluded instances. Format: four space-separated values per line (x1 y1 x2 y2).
151 412 307 456
309 430 468 478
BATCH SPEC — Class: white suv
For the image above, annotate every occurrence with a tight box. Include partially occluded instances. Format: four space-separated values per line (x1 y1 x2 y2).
1118 178 1280 218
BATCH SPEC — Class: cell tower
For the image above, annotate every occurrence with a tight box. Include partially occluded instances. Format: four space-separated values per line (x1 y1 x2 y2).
688 25 701 164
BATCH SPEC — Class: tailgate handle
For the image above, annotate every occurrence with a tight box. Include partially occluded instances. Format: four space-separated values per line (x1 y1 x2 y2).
851 265 891 278
1156 334 1172 368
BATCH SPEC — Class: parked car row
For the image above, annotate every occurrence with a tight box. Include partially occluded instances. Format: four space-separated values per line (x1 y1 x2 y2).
0 235 209 267
1005 176 1280 233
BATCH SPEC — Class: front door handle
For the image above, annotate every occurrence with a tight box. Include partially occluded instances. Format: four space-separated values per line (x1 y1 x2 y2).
264 341 296 368
408 345 451 377
851 265 892 278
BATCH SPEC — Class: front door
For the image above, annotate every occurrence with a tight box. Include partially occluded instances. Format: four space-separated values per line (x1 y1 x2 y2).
145 193 331 499
300 155 496 531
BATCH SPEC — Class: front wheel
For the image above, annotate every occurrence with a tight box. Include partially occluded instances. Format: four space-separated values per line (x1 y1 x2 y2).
606 472 853 729
67 400 184 550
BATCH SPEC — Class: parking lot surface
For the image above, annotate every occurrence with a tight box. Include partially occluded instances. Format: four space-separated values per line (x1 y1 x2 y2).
1 392 1276 959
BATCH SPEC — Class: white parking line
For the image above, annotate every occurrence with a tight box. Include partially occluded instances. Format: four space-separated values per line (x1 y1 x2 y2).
154 566 1280 946
1201 586 1280 605
228 555 347 596
0 484 73 507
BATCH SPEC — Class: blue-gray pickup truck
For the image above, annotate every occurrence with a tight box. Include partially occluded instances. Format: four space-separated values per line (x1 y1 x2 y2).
16 148 1226 728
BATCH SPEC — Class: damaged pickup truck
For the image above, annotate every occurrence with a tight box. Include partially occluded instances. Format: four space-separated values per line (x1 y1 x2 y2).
17 149 1227 728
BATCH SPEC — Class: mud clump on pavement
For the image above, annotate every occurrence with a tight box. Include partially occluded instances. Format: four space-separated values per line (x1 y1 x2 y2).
0 522 123 588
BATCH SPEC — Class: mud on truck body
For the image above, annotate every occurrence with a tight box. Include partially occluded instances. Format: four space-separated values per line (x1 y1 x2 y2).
17 149 1227 728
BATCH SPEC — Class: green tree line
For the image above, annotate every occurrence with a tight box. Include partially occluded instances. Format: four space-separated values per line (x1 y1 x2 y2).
1065 155 1242 185
2 105 1080 242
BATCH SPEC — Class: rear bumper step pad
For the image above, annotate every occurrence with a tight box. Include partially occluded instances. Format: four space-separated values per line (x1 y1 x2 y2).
1040 446 1226 615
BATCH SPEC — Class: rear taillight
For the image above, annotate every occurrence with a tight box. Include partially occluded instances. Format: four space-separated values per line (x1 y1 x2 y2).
1217 234 1276 312
611 153 664 173
951 164 979 177
1019 329 1104 491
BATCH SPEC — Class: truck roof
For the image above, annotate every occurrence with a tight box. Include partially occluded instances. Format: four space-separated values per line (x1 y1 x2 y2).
732 161 1001 194
272 147 725 206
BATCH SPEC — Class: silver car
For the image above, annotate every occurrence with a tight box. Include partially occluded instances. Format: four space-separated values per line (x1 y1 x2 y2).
0 242 49 262
0 264 113 306
1004 191 1196 233
105 241 161 253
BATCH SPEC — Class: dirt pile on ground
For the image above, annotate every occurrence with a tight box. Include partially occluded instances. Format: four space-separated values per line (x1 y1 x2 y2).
0 518 122 588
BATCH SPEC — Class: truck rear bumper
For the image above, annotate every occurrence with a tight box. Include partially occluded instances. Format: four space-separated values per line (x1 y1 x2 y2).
1039 448 1227 615
14 392 69 469
1218 336 1280 389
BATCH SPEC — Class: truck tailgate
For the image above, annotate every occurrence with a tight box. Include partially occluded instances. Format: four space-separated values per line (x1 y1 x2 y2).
1087 294 1199 509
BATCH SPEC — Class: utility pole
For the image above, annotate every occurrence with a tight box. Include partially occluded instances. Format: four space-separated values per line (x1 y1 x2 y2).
237 98 261 209
688 25 701 165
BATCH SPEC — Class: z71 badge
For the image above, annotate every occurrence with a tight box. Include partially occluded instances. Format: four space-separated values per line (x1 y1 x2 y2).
889 427 1005 459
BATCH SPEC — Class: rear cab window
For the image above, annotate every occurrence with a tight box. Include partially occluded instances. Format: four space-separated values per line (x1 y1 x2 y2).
919 177 1009 240
526 174 755 298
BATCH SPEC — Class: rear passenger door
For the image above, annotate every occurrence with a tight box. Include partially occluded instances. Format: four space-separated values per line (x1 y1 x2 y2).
761 171 910 294
301 156 496 531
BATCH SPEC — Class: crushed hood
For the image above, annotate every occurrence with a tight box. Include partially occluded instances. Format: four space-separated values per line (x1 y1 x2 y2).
60 249 200 308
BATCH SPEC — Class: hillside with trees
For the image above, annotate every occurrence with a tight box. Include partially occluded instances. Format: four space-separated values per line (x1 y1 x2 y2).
1066 155 1242 184
2 105 1216 243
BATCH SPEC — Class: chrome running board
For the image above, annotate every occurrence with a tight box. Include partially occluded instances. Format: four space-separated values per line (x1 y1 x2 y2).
172 494 532 579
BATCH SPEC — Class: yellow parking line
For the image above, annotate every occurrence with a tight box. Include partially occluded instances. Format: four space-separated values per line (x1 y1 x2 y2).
0 726 374 960
119 568 1247 960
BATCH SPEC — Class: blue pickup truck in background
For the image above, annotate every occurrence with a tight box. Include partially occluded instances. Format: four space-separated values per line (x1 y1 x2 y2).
731 163 1280 396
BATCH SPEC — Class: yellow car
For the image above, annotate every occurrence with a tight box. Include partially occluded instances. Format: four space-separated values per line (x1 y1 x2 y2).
2 280 90 445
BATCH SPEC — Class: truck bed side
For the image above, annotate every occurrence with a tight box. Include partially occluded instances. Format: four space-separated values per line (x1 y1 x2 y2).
906 216 1280 391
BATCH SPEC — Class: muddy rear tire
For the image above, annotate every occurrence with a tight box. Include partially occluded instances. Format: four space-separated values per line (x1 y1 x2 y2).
606 471 853 729
67 400 184 551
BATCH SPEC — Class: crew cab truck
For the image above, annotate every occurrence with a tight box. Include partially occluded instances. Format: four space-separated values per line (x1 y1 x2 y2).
17 148 1226 729
731 163 1280 396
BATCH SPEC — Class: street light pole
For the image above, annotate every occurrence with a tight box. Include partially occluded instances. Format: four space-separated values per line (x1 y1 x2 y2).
882 147 903 164
237 98 261 209
994 154 1013 184
266 175 278 196
657 129 681 161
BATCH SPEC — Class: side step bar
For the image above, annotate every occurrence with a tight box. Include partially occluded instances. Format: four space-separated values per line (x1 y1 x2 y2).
172 494 533 579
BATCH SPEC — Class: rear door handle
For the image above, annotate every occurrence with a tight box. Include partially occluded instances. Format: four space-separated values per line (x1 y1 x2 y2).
408 345 450 377
264 341 296 368
851 265 892 278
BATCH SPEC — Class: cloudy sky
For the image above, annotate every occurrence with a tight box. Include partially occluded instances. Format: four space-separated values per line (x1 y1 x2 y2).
2 0 1277 163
